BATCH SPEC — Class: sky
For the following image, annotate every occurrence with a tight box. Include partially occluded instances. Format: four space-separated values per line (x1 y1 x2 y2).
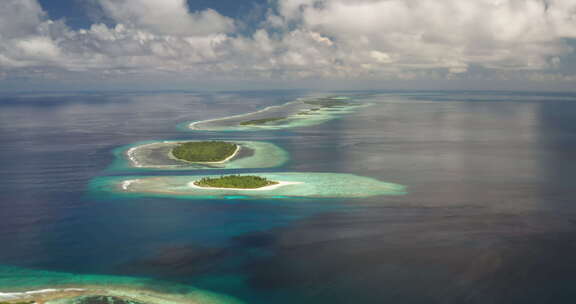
1 0 576 92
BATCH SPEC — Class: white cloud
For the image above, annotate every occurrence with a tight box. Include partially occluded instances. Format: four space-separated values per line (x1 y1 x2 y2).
97 0 235 36
283 0 576 73
16 36 61 59
0 0 45 38
0 0 575 86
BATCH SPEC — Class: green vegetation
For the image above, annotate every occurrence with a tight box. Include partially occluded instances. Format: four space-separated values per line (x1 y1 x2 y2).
0 301 34 304
236 97 349 126
195 175 278 189
172 141 237 162
304 97 348 107
298 107 325 115
239 117 286 125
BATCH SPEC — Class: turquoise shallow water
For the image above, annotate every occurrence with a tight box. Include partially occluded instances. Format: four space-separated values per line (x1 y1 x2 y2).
90 173 406 200
4 91 576 304
0 266 244 304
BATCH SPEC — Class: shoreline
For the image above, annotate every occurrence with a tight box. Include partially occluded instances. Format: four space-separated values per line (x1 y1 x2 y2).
126 141 241 167
126 141 179 168
187 99 365 132
0 284 238 304
0 288 87 301
188 180 302 191
188 100 303 130
121 179 138 190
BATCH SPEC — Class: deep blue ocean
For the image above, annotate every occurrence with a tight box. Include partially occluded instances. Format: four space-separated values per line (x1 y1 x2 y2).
2 90 576 303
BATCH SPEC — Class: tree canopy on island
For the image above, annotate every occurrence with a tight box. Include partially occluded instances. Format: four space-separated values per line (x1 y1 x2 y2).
195 175 278 189
239 117 286 126
172 141 237 162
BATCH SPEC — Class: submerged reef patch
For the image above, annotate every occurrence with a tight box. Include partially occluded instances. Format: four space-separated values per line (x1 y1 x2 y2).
0 266 244 304
186 96 368 132
109 140 288 171
90 173 406 199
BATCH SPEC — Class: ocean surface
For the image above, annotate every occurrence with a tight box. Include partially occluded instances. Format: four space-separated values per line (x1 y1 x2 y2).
2 90 576 303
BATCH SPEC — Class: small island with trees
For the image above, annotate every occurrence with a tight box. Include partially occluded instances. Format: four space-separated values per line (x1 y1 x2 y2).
171 141 239 163
194 175 279 189
239 117 286 126
304 96 349 107
237 97 349 126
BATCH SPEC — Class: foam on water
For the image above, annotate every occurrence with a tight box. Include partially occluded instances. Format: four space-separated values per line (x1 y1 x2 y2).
90 173 406 200
108 140 288 171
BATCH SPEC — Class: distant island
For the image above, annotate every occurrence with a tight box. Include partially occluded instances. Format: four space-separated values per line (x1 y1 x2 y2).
239 117 286 126
171 141 238 163
236 97 348 126
303 96 349 107
187 95 362 132
194 175 278 189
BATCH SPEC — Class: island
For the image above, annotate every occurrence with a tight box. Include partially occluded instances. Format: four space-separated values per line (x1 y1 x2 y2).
239 117 286 126
194 175 278 189
237 98 347 125
303 96 349 107
187 95 367 132
110 140 288 171
92 173 407 199
0 286 241 304
170 141 238 163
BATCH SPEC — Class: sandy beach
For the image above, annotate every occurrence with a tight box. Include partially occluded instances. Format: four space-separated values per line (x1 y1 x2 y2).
121 179 138 190
187 101 301 130
0 284 229 304
0 288 87 304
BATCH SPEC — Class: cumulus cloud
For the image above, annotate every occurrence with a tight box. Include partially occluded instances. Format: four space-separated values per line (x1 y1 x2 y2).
97 0 235 36
0 0 575 85
0 0 67 70
0 0 233 77
278 0 576 73
0 0 45 38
